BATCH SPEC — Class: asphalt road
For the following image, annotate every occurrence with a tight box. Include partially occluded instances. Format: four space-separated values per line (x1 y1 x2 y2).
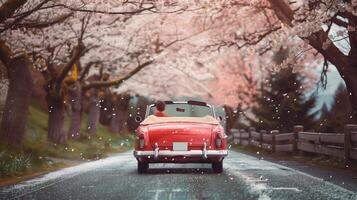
1 150 357 200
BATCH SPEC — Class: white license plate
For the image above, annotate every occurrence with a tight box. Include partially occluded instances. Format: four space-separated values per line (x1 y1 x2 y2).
173 142 188 151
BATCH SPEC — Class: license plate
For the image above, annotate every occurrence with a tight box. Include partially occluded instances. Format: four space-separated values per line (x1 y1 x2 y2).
173 142 188 151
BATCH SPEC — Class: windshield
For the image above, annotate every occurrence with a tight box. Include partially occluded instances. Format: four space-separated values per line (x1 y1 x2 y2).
148 103 213 117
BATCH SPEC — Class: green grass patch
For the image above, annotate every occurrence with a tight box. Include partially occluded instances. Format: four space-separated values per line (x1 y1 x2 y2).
0 103 134 179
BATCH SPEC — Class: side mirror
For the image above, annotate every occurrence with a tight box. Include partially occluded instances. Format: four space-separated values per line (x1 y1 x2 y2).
135 116 142 123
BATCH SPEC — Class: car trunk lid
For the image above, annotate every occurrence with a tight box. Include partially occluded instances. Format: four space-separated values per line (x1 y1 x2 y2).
147 123 214 148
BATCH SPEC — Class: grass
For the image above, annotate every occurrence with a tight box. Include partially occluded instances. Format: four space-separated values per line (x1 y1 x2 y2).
0 102 134 179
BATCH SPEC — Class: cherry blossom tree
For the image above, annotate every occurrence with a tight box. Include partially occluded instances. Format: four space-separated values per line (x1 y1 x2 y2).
1 0 204 144
3 0 347 146
208 51 259 132
0 0 163 144
267 0 357 121
190 0 357 121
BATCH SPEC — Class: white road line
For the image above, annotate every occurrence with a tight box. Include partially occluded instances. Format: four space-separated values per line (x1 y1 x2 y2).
153 176 163 200
270 187 302 192
225 150 357 199
153 189 164 200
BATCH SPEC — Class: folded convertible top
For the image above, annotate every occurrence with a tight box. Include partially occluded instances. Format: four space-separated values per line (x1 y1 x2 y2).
140 115 219 125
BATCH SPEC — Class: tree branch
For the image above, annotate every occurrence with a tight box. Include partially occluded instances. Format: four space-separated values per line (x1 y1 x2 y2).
267 0 349 71
55 42 85 92
78 61 99 81
1 0 51 32
267 0 293 26
82 60 153 90
13 12 73 29
0 0 27 23
331 16 348 28
0 39 12 65
49 3 155 15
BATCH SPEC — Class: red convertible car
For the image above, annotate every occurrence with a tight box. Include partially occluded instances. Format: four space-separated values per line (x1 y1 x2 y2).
133 101 228 173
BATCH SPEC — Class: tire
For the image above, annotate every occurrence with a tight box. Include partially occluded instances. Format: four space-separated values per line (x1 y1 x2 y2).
212 161 223 173
137 161 148 174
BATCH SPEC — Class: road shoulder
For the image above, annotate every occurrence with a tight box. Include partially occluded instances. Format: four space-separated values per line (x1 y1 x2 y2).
232 146 357 192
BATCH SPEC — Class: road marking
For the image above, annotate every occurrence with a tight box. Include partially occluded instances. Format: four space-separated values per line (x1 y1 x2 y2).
148 188 188 200
81 185 95 188
153 176 163 200
224 163 272 200
270 187 301 192
226 150 357 199
172 188 183 192
153 189 164 200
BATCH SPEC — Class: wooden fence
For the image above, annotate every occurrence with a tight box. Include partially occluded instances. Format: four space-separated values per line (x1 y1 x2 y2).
231 125 357 163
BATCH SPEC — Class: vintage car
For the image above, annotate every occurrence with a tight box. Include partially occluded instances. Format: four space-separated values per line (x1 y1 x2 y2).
133 101 228 173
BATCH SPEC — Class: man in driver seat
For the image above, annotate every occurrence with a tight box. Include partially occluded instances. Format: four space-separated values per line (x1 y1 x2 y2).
154 101 168 117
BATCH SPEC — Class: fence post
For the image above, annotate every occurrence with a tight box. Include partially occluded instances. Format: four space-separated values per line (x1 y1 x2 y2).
271 130 278 153
293 125 303 153
231 129 237 144
248 127 255 146
260 130 266 149
239 129 243 145
344 125 353 165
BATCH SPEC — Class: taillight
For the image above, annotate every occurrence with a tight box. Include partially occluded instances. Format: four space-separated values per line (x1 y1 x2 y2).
139 139 145 148
213 126 224 148
138 134 145 149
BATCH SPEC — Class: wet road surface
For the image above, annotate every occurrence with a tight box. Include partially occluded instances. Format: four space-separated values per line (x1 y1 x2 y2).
1 150 356 200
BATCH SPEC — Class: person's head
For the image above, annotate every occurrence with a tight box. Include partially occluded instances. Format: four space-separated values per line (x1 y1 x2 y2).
156 101 166 112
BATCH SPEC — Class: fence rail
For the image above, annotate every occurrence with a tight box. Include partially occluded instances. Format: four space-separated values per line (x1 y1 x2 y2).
231 124 357 163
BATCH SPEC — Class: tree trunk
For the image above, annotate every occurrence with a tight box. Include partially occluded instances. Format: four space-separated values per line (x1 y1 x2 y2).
223 105 239 134
99 89 112 125
109 108 120 133
118 110 129 133
88 93 100 134
0 61 9 123
267 0 357 122
68 81 82 139
47 94 67 144
0 56 33 145
343 68 357 123
127 95 149 131
115 94 131 134
110 108 128 134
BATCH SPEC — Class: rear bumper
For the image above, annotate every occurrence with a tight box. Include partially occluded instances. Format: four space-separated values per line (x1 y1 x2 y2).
133 150 228 158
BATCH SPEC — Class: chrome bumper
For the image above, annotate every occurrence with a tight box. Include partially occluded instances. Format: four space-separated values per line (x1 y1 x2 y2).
133 150 228 158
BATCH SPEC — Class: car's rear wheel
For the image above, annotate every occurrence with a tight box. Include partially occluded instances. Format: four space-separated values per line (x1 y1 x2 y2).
137 161 148 173
212 161 223 173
